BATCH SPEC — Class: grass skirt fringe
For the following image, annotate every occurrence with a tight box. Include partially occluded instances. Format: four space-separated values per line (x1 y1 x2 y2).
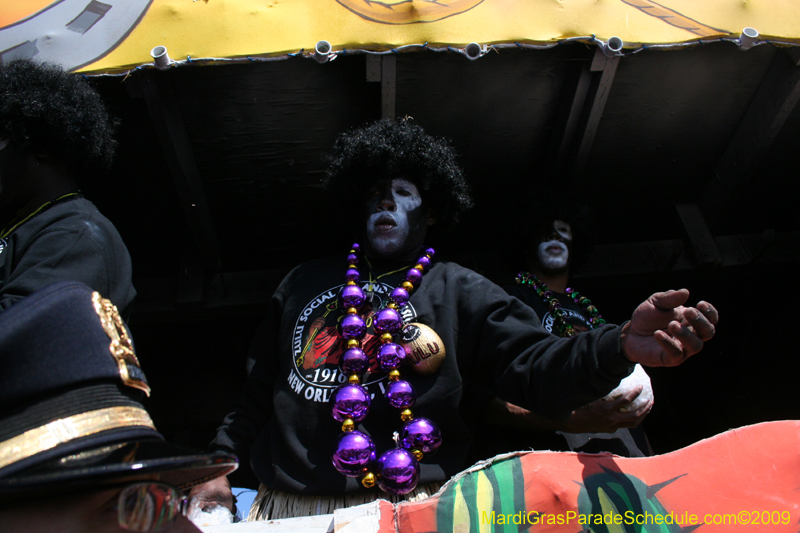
248 481 443 521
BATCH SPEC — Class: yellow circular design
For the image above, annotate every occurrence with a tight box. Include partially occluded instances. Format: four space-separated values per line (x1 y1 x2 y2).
335 0 484 25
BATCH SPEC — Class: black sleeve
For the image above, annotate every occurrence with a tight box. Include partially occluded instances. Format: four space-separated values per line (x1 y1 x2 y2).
502 283 547 321
452 271 633 422
1 221 134 316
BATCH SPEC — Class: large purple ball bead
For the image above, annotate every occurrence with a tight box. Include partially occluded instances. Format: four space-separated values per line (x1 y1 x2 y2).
345 268 361 283
386 380 416 409
390 287 410 307
405 268 422 286
376 448 420 495
377 343 406 371
338 314 366 340
331 384 370 422
347 253 359 265
416 255 431 271
339 285 366 309
400 418 442 455
331 431 376 477
373 308 403 334
340 347 369 375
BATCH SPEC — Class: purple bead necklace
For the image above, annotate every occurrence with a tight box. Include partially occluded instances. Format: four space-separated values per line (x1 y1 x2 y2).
330 244 443 495
516 271 606 337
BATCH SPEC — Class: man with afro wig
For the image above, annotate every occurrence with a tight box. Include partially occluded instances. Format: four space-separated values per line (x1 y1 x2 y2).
193 118 717 520
0 59 135 316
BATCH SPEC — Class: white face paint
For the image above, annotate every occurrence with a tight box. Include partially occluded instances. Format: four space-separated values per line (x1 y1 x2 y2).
364 178 428 260
537 240 569 270
535 220 572 272
552 220 572 241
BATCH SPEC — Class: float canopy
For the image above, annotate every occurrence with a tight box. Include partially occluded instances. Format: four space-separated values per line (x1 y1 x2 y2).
1 0 800 74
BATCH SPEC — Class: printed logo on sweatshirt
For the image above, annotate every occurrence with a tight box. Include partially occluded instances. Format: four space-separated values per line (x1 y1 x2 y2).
541 309 592 335
286 281 417 403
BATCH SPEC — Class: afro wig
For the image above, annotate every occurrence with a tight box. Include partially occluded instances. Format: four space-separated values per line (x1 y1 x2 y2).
325 118 473 232
0 59 117 170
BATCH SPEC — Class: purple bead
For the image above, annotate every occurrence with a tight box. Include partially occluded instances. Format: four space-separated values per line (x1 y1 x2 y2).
331 384 370 422
376 448 420 495
385 380 416 409
416 255 431 271
390 287 410 307
373 307 403 334
340 347 369 375
345 268 361 283
339 284 366 309
400 418 442 455
404 268 422 286
351 243 360 252
331 431 376 477
347 253 359 265
542 290 554 299
338 313 366 340
424 247 435 257
377 343 406 371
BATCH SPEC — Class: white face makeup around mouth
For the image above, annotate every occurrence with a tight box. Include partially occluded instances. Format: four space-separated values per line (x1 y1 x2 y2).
537 239 569 270
365 178 428 259
535 219 573 271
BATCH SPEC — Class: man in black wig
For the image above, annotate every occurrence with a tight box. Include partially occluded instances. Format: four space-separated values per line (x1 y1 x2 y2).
194 119 717 520
0 59 135 316
479 202 654 459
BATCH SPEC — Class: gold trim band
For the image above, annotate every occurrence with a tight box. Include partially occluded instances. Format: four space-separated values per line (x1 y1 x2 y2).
0 406 156 470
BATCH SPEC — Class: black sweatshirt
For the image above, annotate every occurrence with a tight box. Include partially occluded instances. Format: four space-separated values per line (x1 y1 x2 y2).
0 196 135 317
211 256 633 495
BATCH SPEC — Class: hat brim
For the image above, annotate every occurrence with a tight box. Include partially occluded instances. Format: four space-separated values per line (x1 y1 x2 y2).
0 440 237 502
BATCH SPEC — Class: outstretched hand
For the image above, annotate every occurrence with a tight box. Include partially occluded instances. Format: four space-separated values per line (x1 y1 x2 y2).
621 289 718 367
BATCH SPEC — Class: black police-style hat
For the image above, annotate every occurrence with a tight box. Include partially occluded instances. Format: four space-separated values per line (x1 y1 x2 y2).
0 281 237 500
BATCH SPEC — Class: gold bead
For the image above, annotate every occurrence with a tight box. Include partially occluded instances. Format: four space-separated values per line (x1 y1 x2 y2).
347 307 358 314
347 339 360 349
380 333 393 344
342 419 355 432
411 448 424 461
400 409 414 422
387 302 398 309
401 281 414 291
346 281 356 286
414 264 423 271
348 263 357 269
388 370 401 381
361 472 376 488
348 374 360 384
